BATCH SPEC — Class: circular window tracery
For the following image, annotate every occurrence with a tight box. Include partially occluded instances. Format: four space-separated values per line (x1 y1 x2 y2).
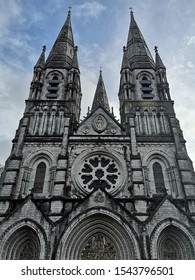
72 149 127 196
80 155 120 191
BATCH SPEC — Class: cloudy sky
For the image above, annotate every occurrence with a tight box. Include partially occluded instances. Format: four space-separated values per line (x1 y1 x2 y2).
0 0 195 167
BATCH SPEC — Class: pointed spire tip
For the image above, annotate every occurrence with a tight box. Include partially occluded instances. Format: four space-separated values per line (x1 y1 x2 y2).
45 5 74 68
91 68 110 112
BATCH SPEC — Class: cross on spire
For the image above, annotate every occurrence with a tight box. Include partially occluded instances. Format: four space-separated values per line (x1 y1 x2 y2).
130 7 133 16
68 6 72 15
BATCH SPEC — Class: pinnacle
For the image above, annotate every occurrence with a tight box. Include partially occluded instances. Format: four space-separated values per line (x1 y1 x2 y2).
70 46 80 70
155 46 166 70
34 45 46 69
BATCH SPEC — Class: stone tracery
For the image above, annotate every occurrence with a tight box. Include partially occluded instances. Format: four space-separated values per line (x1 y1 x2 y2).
71 149 127 196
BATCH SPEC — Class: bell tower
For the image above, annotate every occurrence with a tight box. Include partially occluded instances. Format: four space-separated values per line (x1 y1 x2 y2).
0 10 82 199
119 10 195 208
27 9 81 127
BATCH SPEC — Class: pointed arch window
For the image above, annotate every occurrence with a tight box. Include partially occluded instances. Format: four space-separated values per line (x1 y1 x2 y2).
153 162 166 194
33 162 46 193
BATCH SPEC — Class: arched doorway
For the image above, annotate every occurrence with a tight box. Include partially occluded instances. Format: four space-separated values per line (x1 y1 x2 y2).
157 225 194 259
56 212 141 259
2 226 41 260
151 220 195 260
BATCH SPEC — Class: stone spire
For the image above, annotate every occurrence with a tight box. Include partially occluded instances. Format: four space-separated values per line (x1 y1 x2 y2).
45 9 75 68
34 45 46 69
126 9 155 69
91 69 110 112
154 46 166 70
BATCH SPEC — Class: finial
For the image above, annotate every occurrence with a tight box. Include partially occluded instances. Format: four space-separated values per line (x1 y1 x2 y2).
123 46 127 52
100 66 102 75
74 46 78 52
68 6 72 16
42 45 46 52
154 46 158 53
130 7 133 16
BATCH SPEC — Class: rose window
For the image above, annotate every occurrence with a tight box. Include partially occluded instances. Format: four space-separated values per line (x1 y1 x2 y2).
72 150 127 196
79 155 120 193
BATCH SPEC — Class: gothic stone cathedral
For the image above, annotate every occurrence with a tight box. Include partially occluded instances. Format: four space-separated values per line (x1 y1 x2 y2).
0 10 195 260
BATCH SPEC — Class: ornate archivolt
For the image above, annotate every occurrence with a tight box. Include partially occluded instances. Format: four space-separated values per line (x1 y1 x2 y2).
150 219 195 260
56 211 141 260
0 219 47 260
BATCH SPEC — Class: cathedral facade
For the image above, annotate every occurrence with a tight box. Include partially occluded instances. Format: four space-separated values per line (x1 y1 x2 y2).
0 10 195 260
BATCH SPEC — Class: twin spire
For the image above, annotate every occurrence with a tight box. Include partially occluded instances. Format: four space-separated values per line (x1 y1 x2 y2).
121 9 166 71
34 9 79 70
34 9 110 112
45 9 75 68
34 8 166 113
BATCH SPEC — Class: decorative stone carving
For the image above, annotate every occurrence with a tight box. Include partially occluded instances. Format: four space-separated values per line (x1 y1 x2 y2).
82 126 90 134
109 126 117 134
94 192 104 203
81 234 117 260
93 114 107 133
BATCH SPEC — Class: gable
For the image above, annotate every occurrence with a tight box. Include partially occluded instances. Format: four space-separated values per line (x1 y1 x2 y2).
147 198 192 227
75 107 124 136
64 188 140 227
0 197 52 226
